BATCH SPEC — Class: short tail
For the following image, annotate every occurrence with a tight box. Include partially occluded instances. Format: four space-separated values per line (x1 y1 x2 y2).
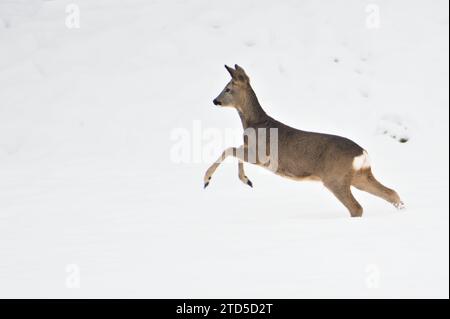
352 150 371 171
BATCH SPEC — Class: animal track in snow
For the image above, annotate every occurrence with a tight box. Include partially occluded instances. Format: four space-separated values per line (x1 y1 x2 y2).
244 40 256 47
376 114 411 143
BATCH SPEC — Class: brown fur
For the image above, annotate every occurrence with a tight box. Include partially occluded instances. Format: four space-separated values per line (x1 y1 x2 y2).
204 65 404 217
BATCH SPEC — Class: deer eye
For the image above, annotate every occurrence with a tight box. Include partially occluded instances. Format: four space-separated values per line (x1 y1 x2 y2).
225 88 231 93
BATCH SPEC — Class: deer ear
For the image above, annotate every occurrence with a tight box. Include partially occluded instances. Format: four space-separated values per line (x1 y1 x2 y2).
225 65 236 78
234 64 249 83
234 64 245 73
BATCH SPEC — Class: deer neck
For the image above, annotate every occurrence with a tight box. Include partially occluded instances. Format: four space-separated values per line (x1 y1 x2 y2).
237 87 267 129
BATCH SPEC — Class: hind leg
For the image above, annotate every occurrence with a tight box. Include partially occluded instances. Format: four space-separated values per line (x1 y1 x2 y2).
325 179 364 217
352 169 404 209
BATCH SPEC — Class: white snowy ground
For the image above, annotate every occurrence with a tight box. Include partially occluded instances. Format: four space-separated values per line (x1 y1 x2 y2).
0 0 448 298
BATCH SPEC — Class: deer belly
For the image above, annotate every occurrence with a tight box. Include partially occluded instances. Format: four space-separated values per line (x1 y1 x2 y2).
275 170 321 182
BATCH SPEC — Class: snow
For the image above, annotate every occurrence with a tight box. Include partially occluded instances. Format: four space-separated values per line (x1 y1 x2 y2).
0 0 448 298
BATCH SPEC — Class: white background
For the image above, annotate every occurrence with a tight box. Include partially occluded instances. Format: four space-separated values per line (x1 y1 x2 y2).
0 0 448 298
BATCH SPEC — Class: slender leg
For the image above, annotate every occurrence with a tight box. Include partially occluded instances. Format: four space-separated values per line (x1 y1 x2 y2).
325 180 363 217
352 169 405 209
204 146 252 188
238 160 253 187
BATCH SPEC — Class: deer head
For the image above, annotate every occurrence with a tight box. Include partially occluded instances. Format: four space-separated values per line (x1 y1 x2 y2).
213 64 251 110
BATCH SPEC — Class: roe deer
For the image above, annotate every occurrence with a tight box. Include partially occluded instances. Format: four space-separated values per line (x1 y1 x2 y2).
204 64 404 217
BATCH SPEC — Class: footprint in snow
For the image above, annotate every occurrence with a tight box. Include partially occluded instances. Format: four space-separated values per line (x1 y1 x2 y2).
376 114 411 143
244 40 256 47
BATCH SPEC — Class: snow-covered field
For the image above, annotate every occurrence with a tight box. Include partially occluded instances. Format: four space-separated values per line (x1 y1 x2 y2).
0 0 448 298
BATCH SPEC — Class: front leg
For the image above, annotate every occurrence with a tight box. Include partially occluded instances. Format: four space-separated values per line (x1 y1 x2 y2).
204 146 252 188
204 147 236 188
238 160 253 188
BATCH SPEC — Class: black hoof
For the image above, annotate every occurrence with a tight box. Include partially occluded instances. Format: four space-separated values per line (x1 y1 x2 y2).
247 180 253 188
204 182 209 189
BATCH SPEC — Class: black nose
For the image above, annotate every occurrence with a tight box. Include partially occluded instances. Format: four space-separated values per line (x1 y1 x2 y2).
213 99 221 106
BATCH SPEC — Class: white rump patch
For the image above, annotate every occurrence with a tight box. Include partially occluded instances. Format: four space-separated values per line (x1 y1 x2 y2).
352 150 371 170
